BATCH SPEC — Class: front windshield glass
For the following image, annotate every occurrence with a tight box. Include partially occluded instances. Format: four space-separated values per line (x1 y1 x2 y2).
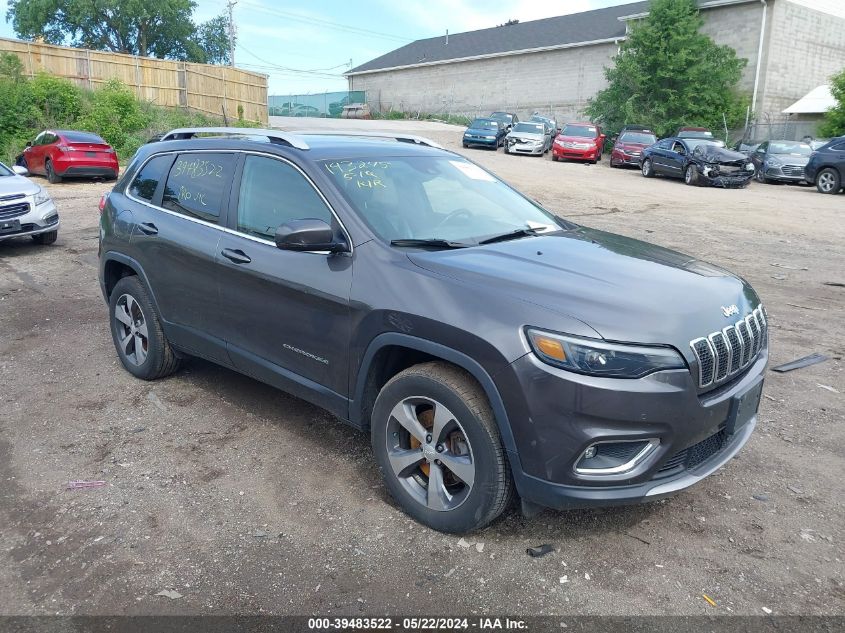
322 156 562 244
470 119 498 130
769 142 812 155
0 162 14 177
512 123 544 134
619 132 657 144
687 139 726 151
561 124 597 138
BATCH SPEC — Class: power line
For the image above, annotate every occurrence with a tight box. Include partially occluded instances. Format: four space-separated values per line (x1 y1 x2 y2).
238 1 414 44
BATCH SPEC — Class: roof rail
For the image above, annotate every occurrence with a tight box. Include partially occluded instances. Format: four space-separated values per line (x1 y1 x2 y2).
293 131 444 150
159 127 310 150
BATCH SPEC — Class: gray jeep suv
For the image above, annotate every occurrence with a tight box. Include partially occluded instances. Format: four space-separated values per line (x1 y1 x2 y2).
99 127 767 533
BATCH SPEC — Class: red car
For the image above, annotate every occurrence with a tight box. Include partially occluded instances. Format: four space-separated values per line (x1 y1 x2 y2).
20 130 119 183
610 129 658 168
551 122 605 163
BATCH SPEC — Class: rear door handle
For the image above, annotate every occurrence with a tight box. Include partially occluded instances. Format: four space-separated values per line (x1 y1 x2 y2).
221 248 251 264
138 222 158 235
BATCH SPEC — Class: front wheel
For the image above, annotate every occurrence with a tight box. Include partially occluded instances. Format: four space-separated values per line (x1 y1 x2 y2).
109 275 181 380
641 158 655 178
371 362 514 533
685 164 700 186
816 168 841 194
32 230 57 245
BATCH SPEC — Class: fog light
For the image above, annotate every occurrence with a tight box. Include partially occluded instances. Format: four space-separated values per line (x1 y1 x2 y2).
575 439 660 476
583 446 597 460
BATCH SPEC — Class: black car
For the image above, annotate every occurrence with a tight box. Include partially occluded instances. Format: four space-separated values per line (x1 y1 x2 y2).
99 126 767 533
804 136 845 194
641 137 755 187
749 140 812 184
489 111 518 131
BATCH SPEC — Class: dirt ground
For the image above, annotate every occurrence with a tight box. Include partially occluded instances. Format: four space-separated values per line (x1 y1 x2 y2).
1 119 843 617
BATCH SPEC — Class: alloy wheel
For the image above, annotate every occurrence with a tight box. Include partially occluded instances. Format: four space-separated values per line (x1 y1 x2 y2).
385 396 475 512
818 172 836 193
114 293 149 366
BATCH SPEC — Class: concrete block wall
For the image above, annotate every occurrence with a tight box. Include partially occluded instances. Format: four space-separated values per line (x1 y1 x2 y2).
760 0 845 116
349 42 619 122
699 1 766 93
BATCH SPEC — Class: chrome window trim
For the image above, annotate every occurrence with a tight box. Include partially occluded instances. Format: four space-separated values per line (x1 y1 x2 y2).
574 438 660 476
124 148 353 255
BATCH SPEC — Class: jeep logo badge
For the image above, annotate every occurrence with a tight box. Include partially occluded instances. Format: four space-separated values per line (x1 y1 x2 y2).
721 304 739 317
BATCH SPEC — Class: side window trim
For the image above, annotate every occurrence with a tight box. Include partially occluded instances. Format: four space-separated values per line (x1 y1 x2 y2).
229 150 351 249
150 154 178 206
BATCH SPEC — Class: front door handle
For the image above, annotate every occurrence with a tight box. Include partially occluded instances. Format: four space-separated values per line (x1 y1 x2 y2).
221 248 251 264
138 222 158 235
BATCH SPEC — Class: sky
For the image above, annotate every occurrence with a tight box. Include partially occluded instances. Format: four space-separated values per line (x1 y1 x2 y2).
0 0 843 96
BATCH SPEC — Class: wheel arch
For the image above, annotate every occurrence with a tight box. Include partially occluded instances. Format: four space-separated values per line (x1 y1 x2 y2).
101 252 163 317
351 333 520 460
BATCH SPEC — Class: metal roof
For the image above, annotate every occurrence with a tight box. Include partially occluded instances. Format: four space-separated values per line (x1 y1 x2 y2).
347 0 757 76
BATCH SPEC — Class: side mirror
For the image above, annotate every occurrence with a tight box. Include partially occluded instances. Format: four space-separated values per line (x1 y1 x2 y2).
25 141 32 148
275 218 348 253
12 165 29 176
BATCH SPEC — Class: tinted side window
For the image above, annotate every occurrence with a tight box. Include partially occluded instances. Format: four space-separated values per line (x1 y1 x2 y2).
162 153 235 223
236 155 331 240
129 155 172 202
656 139 672 149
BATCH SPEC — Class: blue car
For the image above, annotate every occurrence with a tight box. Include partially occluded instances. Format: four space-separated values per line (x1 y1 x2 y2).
462 118 506 150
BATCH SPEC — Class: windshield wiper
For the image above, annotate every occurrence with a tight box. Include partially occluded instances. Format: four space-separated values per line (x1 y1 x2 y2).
477 227 548 245
390 238 470 249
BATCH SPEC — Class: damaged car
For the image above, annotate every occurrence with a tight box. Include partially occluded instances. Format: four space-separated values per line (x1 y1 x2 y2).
640 137 755 188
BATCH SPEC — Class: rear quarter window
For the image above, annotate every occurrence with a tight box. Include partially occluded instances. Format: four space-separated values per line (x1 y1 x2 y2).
161 153 236 223
128 154 173 202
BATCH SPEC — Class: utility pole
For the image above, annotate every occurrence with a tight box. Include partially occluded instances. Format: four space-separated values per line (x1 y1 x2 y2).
227 0 237 67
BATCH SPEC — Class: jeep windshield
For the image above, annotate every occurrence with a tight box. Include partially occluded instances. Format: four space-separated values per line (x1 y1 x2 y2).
322 156 564 244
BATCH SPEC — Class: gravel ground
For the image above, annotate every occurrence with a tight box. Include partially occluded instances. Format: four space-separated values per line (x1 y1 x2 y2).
0 119 843 617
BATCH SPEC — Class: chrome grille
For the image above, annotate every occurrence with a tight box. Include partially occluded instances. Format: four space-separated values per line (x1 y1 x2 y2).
0 202 30 220
781 165 805 177
690 306 767 388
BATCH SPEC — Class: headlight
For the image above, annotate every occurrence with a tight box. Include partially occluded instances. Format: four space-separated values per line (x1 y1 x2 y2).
745 163 755 171
526 328 686 378
34 187 52 206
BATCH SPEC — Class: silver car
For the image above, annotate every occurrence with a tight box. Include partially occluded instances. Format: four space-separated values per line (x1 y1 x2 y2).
0 162 59 244
505 122 550 156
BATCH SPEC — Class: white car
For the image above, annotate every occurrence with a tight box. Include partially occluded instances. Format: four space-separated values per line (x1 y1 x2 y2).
504 122 551 156
0 162 59 245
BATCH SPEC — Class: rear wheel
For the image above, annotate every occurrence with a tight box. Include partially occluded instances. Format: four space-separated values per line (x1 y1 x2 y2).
371 362 513 533
816 168 841 194
32 230 57 245
109 276 180 380
641 158 655 178
45 159 62 184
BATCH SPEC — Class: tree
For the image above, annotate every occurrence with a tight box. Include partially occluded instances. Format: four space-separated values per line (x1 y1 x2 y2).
7 0 233 64
819 68 845 138
585 0 748 138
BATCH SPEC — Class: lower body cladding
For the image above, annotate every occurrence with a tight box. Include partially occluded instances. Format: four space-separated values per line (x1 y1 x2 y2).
497 349 767 510
0 201 59 242
56 164 118 179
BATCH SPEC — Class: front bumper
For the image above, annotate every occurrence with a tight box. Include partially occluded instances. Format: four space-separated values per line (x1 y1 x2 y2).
498 348 767 510
463 136 498 148
761 165 807 182
507 141 545 155
552 144 598 161
611 151 642 166
0 199 60 242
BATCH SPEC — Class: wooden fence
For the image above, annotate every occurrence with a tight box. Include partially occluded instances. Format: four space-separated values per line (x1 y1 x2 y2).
0 37 268 124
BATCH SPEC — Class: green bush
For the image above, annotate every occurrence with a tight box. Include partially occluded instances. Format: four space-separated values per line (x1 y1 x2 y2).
29 72 83 126
77 78 150 155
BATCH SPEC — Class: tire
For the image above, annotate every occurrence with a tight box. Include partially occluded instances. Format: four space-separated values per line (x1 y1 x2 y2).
551 154 558 162
462 143 468 148
684 164 700 186
641 158 655 178
109 275 180 380
46 159 62 184
755 168 768 184
31 230 57 245
504 144 509 154
371 362 514 533
816 168 841 194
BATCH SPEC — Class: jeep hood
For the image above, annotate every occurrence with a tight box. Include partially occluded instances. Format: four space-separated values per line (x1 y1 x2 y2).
407 227 759 351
